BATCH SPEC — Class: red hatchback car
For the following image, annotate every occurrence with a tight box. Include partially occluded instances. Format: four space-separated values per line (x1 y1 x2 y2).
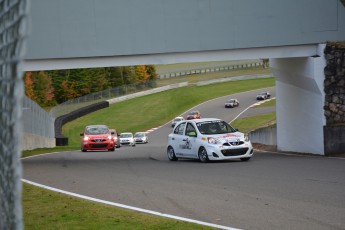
186 110 201 120
80 125 115 152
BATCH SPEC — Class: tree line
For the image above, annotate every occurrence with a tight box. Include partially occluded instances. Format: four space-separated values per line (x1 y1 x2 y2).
24 65 158 107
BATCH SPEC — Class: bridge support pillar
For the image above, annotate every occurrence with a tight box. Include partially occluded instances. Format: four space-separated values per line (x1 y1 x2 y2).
270 44 326 155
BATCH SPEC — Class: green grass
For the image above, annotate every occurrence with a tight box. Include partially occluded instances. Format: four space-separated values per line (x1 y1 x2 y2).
156 66 271 86
23 183 215 230
254 99 276 108
231 112 276 134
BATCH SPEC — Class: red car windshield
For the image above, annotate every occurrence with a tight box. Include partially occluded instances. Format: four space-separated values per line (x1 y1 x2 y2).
85 127 109 135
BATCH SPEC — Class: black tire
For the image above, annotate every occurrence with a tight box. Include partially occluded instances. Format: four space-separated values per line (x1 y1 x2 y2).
167 146 178 161
109 147 115 152
240 157 251 162
198 147 209 163
81 149 86 152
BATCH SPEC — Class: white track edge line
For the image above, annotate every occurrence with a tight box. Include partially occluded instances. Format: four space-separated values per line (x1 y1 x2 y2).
22 179 240 230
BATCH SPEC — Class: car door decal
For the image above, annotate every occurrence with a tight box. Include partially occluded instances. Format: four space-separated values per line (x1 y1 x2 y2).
179 138 192 150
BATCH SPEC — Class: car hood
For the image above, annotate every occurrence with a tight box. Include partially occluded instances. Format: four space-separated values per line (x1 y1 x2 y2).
86 134 110 139
208 132 245 142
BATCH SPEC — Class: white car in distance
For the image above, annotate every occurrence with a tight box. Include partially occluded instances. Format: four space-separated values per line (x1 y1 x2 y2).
171 116 184 127
134 132 148 144
167 118 253 163
119 132 136 147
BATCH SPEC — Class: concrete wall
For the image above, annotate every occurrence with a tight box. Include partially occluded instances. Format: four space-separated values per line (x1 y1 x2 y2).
22 133 55 151
249 126 277 146
270 45 326 155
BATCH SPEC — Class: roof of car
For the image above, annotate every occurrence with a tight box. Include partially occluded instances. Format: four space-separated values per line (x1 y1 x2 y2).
86 125 109 128
187 118 221 123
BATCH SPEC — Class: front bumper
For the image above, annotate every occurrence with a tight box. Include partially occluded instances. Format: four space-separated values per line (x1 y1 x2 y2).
82 141 115 150
120 141 135 146
205 142 254 160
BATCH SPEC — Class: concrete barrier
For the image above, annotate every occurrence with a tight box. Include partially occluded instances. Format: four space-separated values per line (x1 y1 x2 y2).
22 133 56 151
249 126 277 146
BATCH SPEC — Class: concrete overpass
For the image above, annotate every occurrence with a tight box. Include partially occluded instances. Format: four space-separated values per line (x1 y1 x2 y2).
23 0 345 155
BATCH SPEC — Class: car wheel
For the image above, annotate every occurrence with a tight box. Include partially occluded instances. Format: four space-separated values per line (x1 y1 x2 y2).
240 157 251 162
167 146 178 161
198 147 209 163
81 149 86 152
109 147 115 152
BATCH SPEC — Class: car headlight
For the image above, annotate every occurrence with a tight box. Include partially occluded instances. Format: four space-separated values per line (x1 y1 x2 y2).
83 136 89 141
108 135 112 140
208 137 221 144
244 134 250 142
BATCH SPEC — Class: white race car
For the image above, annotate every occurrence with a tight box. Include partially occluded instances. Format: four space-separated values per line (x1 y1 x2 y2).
167 118 253 162
119 132 136 147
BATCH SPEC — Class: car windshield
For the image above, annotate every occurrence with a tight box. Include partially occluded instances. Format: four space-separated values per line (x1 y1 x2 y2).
196 120 237 135
174 118 182 121
135 133 144 137
120 133 132 138
227 99 235 103
85 127 109 135
189 111 198 115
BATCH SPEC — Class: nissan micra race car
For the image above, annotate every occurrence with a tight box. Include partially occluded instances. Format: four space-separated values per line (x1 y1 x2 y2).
80 125 115 152
167 118 253 162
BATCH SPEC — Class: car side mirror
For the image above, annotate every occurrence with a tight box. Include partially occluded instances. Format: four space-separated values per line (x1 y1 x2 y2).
111 132 115 135
80 133 84 136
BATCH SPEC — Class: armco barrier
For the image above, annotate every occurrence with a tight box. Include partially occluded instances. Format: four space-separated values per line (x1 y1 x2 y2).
55 101 109 146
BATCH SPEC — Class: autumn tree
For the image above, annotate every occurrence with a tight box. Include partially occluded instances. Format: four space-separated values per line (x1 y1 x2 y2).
24 72 36 100
135 65 149 83
29 71 56 106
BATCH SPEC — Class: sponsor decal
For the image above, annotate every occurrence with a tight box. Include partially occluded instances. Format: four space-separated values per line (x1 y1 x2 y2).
179 139 192 150
219 133 240 139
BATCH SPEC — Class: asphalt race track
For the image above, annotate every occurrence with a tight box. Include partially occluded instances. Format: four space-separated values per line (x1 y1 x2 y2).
22 87 345 230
